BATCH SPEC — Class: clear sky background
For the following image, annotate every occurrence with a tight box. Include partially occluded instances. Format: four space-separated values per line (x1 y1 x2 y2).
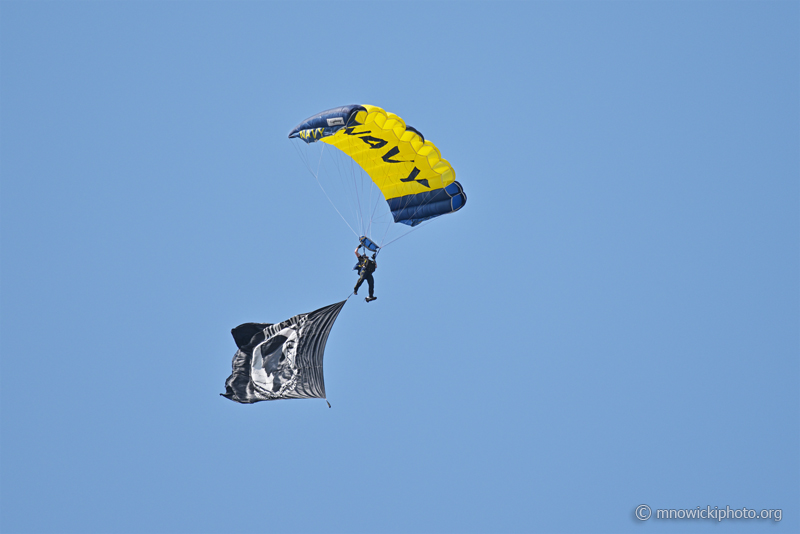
1 2 798 533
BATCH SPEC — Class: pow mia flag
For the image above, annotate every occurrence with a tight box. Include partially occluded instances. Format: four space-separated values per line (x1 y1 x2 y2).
221 301 346 404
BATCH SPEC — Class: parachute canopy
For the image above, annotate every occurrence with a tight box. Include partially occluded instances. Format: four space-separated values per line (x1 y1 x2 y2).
289 105 466 227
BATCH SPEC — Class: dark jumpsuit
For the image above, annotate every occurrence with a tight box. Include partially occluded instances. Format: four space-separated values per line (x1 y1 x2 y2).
354 256 376 298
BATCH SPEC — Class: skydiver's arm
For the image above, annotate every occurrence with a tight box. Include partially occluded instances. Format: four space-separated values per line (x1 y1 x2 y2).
354 248 361 258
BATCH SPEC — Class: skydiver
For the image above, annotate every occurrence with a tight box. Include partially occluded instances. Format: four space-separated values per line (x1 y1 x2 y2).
353 247 377 302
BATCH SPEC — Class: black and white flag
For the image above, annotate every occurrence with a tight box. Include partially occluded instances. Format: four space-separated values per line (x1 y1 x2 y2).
221 301 346 403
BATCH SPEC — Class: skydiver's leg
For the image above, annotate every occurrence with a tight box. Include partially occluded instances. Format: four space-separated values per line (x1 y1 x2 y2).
366 273 374 298
354 271 366 294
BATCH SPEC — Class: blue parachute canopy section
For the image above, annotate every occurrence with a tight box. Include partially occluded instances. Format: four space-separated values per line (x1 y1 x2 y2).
287 105 366 143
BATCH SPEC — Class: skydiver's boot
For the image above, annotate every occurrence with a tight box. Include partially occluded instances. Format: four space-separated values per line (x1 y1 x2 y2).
353 287 358 295
365 296 377 302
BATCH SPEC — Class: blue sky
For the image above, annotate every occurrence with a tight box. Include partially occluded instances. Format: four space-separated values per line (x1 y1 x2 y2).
1 2 797 533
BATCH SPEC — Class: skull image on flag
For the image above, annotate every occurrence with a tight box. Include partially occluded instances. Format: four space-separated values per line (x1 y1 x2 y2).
221 301 346 403
251 325 301 397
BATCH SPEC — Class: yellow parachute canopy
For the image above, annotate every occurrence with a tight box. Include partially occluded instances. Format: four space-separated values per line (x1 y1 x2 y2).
289 105 466 227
